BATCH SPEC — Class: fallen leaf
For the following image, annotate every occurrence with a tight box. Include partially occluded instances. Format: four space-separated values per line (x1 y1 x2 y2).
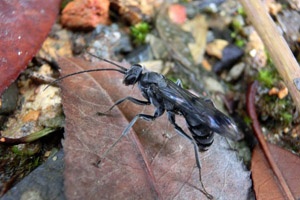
59 57 251 199
252 144 300 199
247 81 300 199
206 39 228 59
0 0 60 95
269 144 300 197
182 15 208 65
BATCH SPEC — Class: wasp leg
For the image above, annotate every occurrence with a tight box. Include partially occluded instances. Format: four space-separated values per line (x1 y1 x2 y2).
96 108 164 166
167 111 213 199
175 79 183 87
167 112 201 168
97 96 150 115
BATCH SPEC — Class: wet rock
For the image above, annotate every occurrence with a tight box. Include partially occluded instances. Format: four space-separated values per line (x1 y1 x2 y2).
156 5 195 70
126 44 154 63
88 24 133 58
61 0 110 29
1 150 64 200
226 62 245 82
213 44 244 73
0 83 18 115
277 10 300 43
203 77 225 94
147 34 168 60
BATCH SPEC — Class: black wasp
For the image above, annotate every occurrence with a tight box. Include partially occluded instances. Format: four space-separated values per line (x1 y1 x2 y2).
56 53 240 199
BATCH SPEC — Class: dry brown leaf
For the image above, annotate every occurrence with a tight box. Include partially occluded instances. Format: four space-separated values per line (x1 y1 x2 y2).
252 144 300 199
205 39 228 59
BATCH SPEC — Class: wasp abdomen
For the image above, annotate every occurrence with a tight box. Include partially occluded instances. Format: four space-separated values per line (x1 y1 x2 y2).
188 125 214 151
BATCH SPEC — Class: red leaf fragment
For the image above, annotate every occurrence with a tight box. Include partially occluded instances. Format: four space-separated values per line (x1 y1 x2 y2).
0 0 60 95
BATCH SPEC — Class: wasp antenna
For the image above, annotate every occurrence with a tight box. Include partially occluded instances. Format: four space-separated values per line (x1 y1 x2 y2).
86 52 128 71
44 68 126 91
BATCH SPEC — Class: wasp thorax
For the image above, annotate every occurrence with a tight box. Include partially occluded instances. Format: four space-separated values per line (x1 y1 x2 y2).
123 64 143 85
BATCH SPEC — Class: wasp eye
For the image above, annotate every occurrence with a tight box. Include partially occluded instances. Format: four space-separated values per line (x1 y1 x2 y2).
124 75 137 85
123 65 143 85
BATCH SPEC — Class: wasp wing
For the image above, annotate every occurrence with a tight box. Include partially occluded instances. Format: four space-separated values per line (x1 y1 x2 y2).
158 79 215 115
157 79 239 140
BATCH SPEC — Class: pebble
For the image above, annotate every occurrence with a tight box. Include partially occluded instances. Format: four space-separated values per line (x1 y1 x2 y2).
226 62 245 81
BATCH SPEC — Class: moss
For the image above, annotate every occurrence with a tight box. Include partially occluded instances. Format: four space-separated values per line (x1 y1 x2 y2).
235 38 246 48
12 143 41 156
237 7 246 17
130 22 151 45
280 112 293 124
258 94 294 126
243 115 252 126
232 18 243 32
230 19 246 48
257 69 276 88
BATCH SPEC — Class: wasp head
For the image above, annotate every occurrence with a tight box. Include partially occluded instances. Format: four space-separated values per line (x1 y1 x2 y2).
123 64 143 85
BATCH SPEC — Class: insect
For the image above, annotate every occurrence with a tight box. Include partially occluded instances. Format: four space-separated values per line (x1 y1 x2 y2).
55 53 240 199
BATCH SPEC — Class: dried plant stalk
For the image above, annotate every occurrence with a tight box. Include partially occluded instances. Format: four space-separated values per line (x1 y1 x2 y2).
239 0 300 112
